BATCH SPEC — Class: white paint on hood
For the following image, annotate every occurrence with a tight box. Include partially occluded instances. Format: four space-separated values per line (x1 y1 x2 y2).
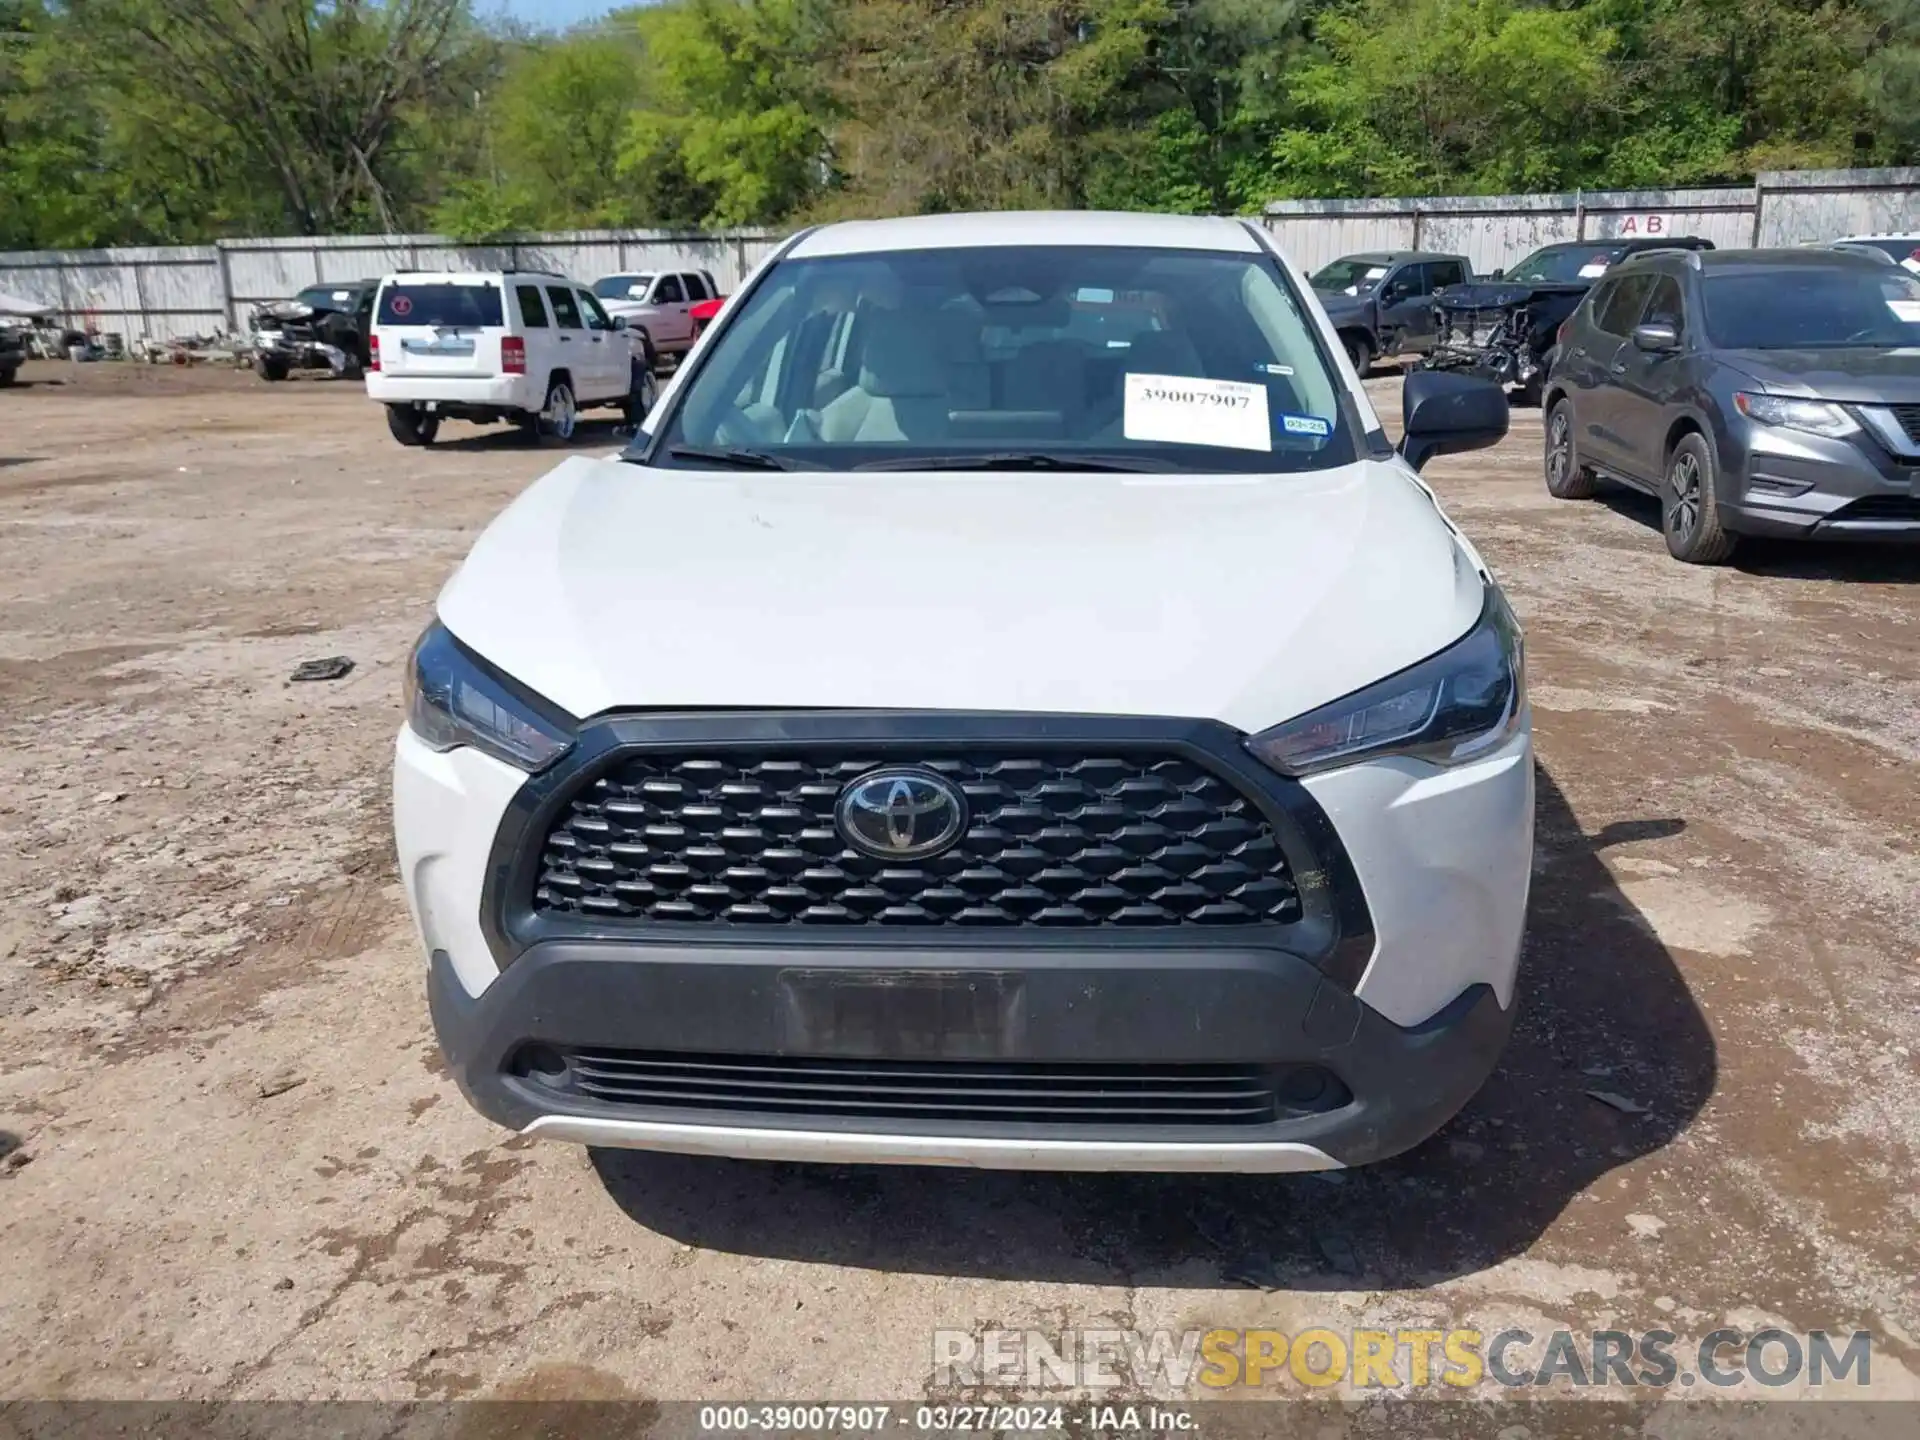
436 454 1487 733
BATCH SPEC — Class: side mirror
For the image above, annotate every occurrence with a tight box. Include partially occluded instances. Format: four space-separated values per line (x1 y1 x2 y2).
1398 370 1510 472
611 315 628 330
1486 267 1505 280
1632 322 1679 353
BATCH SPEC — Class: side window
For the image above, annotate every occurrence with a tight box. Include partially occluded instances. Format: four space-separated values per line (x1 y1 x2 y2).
684 273 711 301
546 285 582 329
656 275 686 305
1594 274 1654 337
1641 276 1686 340
1430 260 1466 289
516 285 549 327
578 291 612 331
1385 265 1425 299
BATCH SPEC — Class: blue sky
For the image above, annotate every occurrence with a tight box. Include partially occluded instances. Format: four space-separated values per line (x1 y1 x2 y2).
494 0 617 29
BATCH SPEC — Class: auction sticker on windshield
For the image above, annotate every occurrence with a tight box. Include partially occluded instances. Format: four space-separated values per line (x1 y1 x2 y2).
1124 373 1271 451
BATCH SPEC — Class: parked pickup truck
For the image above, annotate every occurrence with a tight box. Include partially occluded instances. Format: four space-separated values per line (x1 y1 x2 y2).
591 269 723 371
1308 251 1472 375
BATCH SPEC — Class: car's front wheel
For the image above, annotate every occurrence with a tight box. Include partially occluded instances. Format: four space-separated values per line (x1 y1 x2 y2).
255 353 289 382
1345 334 1372 378
1543 398 1596 499
1662 431 1737 564
385 404 439 447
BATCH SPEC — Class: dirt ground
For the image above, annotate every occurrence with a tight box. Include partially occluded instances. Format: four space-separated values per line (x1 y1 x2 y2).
2 355 1918 1414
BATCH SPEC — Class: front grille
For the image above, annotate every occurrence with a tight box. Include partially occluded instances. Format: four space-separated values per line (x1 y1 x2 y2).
534 750 1301 928
531 1048 1337 1127
1887 405 1920 445
1827 494 1920 522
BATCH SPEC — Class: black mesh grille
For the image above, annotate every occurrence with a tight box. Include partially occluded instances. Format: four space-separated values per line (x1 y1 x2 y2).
533 750 1301 928
1887 405 1920 445
543 1049 1299 1126
1828 494 1920 522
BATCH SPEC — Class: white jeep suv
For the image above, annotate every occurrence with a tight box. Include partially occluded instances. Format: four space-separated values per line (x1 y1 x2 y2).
395 212 1533 1173
366 270 656 446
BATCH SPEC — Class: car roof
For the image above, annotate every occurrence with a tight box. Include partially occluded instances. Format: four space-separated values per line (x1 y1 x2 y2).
1831 233 1920 242
788 210 1263 258
1325 250 1463 264
1690 247 1891 270
381 271 570 283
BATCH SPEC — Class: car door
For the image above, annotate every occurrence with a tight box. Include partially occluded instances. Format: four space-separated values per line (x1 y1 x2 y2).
1374 263 1433 353
575 288 624 400
1605 273 1691 483
543 284 587 391
1571 272 1653 475
653 274 692 346
513 282 555 384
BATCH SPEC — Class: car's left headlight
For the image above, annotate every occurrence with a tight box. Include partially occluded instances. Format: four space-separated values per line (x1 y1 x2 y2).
1247 586 1525 776
1733 392 1859 439
404 621 575 772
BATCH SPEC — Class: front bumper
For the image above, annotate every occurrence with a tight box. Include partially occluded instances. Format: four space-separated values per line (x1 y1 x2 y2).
1722 418 1920 539
395 716 1532 1173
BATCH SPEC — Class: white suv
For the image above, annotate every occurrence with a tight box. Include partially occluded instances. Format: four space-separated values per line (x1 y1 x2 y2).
396 212 1532 1173
366 271 657 446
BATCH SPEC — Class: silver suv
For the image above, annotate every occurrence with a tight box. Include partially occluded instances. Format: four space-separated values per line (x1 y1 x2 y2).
1543 248 1920 563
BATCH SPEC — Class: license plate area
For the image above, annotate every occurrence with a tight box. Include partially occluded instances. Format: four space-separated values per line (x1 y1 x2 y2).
401 336 476 357
779 969 1026 1059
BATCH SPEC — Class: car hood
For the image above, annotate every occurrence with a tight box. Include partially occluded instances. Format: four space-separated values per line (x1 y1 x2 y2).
1313 289 1369 315
436 456 1489 733
1434 281 1587 311
1721 348 1920 404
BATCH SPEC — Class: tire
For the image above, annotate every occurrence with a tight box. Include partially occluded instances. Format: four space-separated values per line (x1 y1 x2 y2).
624 363 659 430
1515 374 1544 408
255 353 289 382
385 404 439 447
636 330 660 376
0 365 15 388
1543 398 1597 499
537 377 578 444
1345 334 1372 378
1662 431 1737 564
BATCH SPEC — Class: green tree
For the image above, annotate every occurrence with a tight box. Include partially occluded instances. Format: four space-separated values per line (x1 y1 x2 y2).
621 0 831 227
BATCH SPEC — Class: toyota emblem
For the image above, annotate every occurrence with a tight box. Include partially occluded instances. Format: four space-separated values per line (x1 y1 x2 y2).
834 767 968 861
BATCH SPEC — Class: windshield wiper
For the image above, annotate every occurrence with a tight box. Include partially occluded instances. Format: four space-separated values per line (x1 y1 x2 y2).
851 451 1174 473
662 444 806 471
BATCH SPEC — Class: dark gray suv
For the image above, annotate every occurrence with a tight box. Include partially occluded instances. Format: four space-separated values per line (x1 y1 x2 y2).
1543 248 1920 563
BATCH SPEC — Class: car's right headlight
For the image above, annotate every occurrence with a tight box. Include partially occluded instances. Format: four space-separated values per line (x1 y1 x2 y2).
1246 586 1525 776
1733 392 1859 439
403 621 575 772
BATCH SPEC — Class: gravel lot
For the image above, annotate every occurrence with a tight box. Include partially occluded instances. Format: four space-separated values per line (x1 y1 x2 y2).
2 357 1917 1408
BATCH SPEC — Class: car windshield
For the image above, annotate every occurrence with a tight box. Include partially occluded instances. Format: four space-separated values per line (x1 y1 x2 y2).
1703 265 1920 349
1309 258 1390 292
1506 245 1624 283
295 285 357 310
646 244 1354 474
593 274 653 300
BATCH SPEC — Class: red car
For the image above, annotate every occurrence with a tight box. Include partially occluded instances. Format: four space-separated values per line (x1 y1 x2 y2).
690 295 726 338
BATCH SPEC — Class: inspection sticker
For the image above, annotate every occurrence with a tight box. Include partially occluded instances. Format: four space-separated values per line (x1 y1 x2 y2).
1125 373 1271 451
1888 299 1920 322
1282 413 1332 437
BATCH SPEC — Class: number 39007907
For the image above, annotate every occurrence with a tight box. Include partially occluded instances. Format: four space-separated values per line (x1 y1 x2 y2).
1144 386 1245 409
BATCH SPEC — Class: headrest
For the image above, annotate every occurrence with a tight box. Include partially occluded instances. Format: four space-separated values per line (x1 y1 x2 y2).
859 309 948 398
1123 331 1203 377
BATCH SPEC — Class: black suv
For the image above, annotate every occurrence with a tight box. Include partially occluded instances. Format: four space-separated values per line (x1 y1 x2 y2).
1543 248 1920 563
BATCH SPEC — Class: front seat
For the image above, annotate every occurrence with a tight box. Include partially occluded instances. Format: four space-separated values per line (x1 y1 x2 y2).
818 310 951 442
